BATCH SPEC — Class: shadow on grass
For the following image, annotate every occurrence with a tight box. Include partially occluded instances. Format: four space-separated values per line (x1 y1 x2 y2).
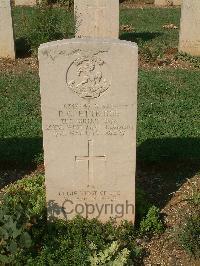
120 31 163 43
0 136 200 209
15 37 32 58
0 137 43 188
137 137 200 209
0 137 42 170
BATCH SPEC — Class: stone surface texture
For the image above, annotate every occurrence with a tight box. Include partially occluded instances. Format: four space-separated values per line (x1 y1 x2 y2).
15 0 37 6
155 0 173 6
155 0 182 6
179 0 200 56
0 0 15 59
74 0 119 38
39 38 137 222
173 0 182 5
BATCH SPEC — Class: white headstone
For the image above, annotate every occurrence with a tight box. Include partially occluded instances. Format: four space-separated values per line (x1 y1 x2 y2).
154 0 173 6
0 0 15 59
155 0 182 6
15 0 37 6
179 0 200 56
173 0 182 5
74 0 119 38
39 38 138 222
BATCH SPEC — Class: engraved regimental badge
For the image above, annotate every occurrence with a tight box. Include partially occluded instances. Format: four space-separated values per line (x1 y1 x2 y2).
66 55 111 99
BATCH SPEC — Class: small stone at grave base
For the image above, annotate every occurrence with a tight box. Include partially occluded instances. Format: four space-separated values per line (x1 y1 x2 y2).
39 38 138 223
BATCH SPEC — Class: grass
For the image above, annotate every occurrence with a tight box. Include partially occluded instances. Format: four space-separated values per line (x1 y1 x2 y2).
1 6 185 170
0 73 42 169
120 7 182 63
137 69 200 161
12 6 181 59
0 69 200 170
0 6 199 192
0 4 199 264
178 214 200 259
13 6 74 55
120 7 180 49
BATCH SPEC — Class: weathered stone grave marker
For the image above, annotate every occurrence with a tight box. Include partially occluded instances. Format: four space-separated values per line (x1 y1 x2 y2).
15 0 37 6
179 0 200 56
155 0 171 6
75 139 106 187
155 0 182 6
0 0 15 59
74 0 119 38
39 38 138 222
173 0 182 5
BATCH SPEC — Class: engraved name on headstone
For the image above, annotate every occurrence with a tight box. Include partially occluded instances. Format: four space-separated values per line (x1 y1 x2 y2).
39 39 138 222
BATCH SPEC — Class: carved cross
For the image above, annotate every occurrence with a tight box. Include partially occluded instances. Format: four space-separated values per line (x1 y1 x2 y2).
75 140 106 186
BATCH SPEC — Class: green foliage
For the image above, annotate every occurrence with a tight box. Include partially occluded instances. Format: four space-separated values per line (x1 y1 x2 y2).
0 172 163 264
135 187 151 221
0 174 44 264
44 0 74 8
137 69 200 162
177 53 200 68
186 185 200 208
139 206 165 235
120 7 180 63
23 218 141 265
0 175 145 265
0 204 32 264
177 184 200 258
25 7 66 52
89 241 130 266
13 6 74 54
12 4 196 65
0 72 42 169
178 215 200 258
0 175 44 264
189 191 200 207
1 69 200 170
3 174 45 220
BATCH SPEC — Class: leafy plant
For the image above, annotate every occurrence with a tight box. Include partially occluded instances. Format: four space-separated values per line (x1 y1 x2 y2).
1 175 144 265
185 183 200 208
89 241 130 266
0 175 45 264
178 215 200 258
0 200 32 264
139 206 165 235
3 174 45 221
136 187 152 222
177 182 200 259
